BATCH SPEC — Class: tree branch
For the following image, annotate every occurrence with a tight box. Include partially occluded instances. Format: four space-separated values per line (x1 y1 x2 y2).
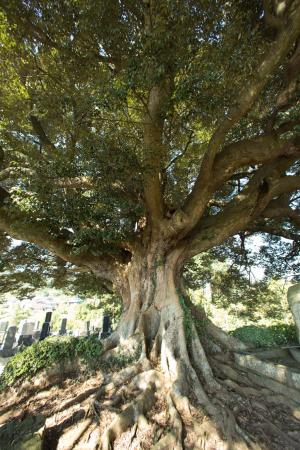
248 221 300 242
212 134 299 188
179 157 300 261
164 130 194 172
271 175 300 197
142 81 173 226
262 199 300 228
263 0 285 30
0 206 122 282
276 39 300 109
179 2 300 235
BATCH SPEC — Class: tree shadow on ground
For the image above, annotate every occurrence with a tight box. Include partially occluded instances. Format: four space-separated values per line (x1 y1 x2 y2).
0 411 45 450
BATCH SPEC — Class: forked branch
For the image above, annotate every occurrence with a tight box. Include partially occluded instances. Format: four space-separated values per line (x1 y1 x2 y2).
180 2 300 235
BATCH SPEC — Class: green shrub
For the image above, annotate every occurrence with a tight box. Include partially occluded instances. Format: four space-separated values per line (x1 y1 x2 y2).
0 334 103 391
230 323 298 348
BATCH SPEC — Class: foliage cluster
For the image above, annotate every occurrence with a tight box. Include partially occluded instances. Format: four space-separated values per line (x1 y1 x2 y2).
0 2 299 350
0 235 112 299
185 252 293 324
0 335 103 391
1 0 299 264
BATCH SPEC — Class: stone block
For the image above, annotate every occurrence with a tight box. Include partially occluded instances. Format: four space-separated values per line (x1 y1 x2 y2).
287 283 300 342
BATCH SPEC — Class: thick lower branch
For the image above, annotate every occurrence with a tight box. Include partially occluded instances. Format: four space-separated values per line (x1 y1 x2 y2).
0 206 121 282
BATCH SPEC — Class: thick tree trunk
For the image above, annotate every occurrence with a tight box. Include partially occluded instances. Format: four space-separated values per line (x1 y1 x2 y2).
113 249 187 361
96 247 300 449
104 248 244 414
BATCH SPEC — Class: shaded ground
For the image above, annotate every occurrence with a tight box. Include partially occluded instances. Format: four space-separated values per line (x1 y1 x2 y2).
0 353 300 450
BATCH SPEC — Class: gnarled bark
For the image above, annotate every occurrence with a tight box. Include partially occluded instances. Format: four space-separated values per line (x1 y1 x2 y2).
86 241 300 450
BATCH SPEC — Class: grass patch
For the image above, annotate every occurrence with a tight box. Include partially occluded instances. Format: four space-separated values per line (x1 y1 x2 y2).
230 323 298 348
0 334 103 391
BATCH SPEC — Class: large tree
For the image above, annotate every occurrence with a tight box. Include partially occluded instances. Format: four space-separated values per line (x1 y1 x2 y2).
1 1 300 447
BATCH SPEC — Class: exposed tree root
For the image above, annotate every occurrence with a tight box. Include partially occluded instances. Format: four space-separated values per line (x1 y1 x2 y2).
42 408 88 449
95 358 151 401
153 394 183 450
55 386 101 413
1 311 300 450
100 382 156 450
189 322 221 393
57 417 93 450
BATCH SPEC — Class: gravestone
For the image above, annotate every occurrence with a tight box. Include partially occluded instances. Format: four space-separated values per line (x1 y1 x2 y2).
39 322 50 341
0 326 17 357
287 283 300 342
39 312 52 341
100 315 112 339
45 312 52 323
18 321 35 346
33 330 41 341
0 321 8 345
59 318 67 336
78 321 90 337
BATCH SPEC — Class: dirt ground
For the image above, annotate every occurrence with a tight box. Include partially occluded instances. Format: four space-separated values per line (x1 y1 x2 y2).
0 360 300 450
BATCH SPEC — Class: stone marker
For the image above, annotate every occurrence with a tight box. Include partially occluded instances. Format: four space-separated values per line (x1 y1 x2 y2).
33 330 41 341
0 321 9 345
39 322 50 341
100 314 112 339
39 311 52 341
287 283 300 342
77 321 90 337
0 326 17 357
18 321 35 346
45 312 52 323
18 320 35 334
59 318 67 336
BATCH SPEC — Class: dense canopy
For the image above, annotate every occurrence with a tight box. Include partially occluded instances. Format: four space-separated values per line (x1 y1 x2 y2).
0 0 299 273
